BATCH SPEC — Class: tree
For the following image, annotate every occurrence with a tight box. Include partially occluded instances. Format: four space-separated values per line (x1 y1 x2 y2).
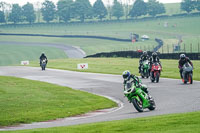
124 0 133 20
196 0 200 11
22 2 36 24
9 4 23 24
111 0 124 20
181 0 195 13
71 0 93 22
129 0 147 18
0 11 5 23
0 2 10 23
35 1 42 23
57 0 73 23
41 0 56 23
147 0 165 17
93 0 107 21
106 0 112 20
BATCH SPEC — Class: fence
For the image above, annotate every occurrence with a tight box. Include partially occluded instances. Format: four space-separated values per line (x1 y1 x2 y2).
107 42 200 54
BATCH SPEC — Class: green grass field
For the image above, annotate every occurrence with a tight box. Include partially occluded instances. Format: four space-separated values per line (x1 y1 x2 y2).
0 76 116 126
1 17 200 37
0 36 157 57
2 111 200 133
1 16 200 55
0 44 67 66
29 58 200 81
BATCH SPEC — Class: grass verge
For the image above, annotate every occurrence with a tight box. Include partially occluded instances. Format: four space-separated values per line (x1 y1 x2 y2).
2 111 200 133
30 58 200 81
0 76 116 126
0 44 67 66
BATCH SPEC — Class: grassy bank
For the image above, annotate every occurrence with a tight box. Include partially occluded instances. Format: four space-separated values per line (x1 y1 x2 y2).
0 36 155 56
0 44 67 66
0 76 116 126
30 58 200 81
1 16 200 54
3 111 200 133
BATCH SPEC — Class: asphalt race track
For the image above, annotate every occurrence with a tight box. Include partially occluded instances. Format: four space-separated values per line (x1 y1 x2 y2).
0 66 200 131
0 41 86 58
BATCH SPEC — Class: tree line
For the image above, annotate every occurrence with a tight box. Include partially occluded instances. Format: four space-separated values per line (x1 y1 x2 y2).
0 0 199 24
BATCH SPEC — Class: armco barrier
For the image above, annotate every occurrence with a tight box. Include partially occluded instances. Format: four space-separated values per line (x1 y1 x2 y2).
154 38 163 52
86 51 200 60
0 33 131 42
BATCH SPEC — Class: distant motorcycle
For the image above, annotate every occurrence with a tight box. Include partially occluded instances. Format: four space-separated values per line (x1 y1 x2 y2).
41 59 47 71
150 62 162 83
124 81 156 112
140 60 150 78
182 62 193 84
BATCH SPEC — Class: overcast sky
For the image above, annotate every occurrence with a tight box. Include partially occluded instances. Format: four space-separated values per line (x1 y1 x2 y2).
0 0 182 6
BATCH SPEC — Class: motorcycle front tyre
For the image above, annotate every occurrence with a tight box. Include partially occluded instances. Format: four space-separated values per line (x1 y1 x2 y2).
156 72 160 83
148 99 156 111
132 98 144 112
189 73 193 84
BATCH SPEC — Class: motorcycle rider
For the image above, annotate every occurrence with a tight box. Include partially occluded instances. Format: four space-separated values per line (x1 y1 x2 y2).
139 51 149 73
178 54 193 79
150 52 161 65
122 70 149 95
39 52 48 66
150 52 161 69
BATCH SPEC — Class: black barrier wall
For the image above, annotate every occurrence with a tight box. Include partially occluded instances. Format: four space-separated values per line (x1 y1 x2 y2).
86 51 200 60
0 33 131 42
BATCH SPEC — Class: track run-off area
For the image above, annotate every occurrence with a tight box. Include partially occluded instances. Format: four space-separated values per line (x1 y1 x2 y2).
0 41 86 58
0 66 200 131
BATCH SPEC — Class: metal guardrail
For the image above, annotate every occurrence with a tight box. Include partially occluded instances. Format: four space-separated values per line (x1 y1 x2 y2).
0 33 132 42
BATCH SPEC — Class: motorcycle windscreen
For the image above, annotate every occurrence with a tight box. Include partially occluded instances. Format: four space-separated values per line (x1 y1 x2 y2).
183 62 193 72
124 81 133 91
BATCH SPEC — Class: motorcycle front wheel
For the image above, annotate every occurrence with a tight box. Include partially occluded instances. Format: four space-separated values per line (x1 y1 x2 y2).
151 72 155 82
189 73 193 84
132 98 144 112
156 72 160 83
148 99 156 111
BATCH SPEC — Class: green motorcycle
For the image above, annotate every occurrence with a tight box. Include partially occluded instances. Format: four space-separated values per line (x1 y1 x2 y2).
124 81 156 112
141 60 150 78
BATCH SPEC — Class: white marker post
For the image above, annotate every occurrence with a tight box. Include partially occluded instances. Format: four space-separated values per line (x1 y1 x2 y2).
77 63 88 70
21 61 29 65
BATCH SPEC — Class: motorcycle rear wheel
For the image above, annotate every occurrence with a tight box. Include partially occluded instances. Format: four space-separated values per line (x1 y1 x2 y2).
132 98 144 112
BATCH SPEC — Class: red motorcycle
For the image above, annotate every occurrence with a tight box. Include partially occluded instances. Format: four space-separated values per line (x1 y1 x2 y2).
150 62 162 83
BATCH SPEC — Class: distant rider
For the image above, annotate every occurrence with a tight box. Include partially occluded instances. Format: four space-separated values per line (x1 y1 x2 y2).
39 52 48 66
178 54 193 79
139 51 149 73
150 52 161 69
122 70 149 95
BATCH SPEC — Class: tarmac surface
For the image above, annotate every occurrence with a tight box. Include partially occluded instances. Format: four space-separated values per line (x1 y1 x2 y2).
0 66 200 131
